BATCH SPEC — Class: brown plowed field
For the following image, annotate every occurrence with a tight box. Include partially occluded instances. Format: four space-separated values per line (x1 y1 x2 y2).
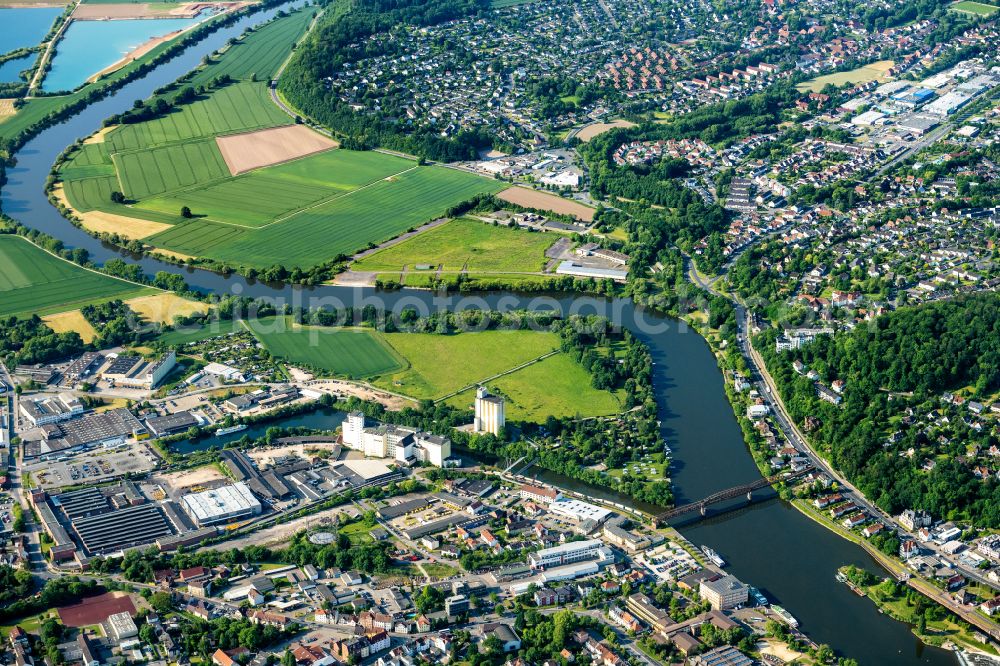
216 124 338 175
496 186 595 222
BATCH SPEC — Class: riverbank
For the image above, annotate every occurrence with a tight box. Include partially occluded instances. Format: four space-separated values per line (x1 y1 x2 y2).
838 565 999 656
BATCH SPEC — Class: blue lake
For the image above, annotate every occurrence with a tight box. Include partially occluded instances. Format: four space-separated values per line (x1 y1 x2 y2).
0 6 62 54
0 54 35 83
43 17 199 92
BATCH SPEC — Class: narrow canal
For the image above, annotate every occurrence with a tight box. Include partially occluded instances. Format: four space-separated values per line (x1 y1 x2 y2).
0 11 956 662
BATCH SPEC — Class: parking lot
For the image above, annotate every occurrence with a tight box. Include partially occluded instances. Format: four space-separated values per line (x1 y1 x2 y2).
25 443 158 490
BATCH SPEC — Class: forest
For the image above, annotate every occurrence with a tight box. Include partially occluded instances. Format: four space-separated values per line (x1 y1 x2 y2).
759 292 1000 526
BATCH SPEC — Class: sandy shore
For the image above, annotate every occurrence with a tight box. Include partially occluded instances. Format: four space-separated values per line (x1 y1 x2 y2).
86 30 183 83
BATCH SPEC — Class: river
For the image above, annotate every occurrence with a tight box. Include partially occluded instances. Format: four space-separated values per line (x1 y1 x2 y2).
0 8 956 663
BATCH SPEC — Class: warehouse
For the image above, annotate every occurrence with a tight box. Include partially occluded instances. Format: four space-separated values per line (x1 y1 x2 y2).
925 91 972 116
181 482 263 526
145 411 200 438
71 503 176 554
22 408 147 459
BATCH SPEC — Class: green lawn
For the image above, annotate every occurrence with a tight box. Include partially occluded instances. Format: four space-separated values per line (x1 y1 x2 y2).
444 353 623 421
246 318 404 378
352 217 556 274
950 0 998 14
339 520 374 545
373 330 560 400
0 235 150 317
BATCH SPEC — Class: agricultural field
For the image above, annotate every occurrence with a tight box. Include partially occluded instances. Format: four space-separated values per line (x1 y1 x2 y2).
142 161 503 268
373 330 560 400
245 317 403 378
0 235 150 317
155 318 244 346
949 0 999 14
496 186 595 221
444 353 622 420
796 60 895 92
106 81 290 153
115 138 231 199
136 148 413 227
351 217 556 275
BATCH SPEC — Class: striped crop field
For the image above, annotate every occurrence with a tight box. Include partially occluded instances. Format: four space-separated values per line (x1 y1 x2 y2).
0 235 149 317
106 82 290 153
246 318 404 377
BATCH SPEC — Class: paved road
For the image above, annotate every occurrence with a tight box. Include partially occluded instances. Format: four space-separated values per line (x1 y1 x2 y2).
684 257 1000 640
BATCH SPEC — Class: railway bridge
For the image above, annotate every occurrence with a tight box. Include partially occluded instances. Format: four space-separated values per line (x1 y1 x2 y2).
654 467 814 526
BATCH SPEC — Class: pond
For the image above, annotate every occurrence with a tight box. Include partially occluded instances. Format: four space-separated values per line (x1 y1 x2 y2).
0 6 62 53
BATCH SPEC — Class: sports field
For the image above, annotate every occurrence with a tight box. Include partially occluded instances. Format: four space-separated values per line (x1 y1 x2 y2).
0 235 149 317
444 353 622 420
246 318 404 377
351 217 556 274
373 330 560 400
949 0 998 14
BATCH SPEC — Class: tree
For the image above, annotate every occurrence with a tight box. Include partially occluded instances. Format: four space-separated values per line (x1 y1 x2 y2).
281 649 296 666
181 206 193 218
139 622 157 645
110 191 126 204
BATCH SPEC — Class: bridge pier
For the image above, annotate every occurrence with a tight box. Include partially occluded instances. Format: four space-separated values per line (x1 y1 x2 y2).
699 504 706 517
747 490 752 502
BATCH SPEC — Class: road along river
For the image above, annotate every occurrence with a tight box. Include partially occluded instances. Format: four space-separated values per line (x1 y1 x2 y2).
0 10 956 663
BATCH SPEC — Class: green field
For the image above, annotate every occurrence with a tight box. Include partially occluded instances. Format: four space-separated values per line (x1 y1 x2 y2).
106 82 290 153
950 0 999 14
445 353 622 420
352 217 556 274
374 330 560 399
143 163 503 268
137 149 414 227
0 235 149 317
156 319 245 346
247 318 403 377
53 5 504 271
116 138 231 200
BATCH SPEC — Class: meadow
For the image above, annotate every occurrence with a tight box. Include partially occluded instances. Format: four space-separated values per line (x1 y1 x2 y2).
246 318 403 377
351 217 556 274
444 353 622 420
0 235 149 317
373 330 560 400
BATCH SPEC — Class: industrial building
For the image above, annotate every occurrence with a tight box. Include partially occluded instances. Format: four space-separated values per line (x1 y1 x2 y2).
181 482 263 526
22 408 147 459
104 612 138 642
548 498 613 525
473 387 505 436
341 412 453 467
19 393 84 427
555 261 629 282
102 351 176 389
145 411 200 438
528 538 611 570
71 503 176 555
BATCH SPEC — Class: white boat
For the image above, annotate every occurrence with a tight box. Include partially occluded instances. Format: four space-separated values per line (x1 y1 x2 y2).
700 545 726 567
216 424 247 437
771 605 799 628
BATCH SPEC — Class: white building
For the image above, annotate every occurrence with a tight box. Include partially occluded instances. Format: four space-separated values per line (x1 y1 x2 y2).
181 482 262 526
103 351 176 390
19 393 84 427
699 575 749 610
342 412 451 467
474 387 505 436
548 498 612 524
528 538 609 570
105 612 138 642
